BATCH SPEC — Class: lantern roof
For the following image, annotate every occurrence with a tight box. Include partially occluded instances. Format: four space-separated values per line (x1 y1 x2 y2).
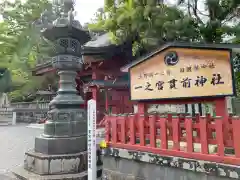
40 0 90 43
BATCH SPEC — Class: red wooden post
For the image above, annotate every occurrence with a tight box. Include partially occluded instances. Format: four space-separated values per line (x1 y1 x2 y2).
137 102 146 114
149 114 156 148
105 90 109 112
195 113 200 137
139 114 145 146
119 92 124 114
206 113 212 139
227 114 233 142
121 115 127 144
200 116 208 154
105 115 110 142
104 76 109 112
215 116 224 156
160 117 167 149
114 91 122 113
172 115 180 151
130 114 136 145
215 97 229 142
232 116 240 158
137 102 146 146
112 115 117 144
167 114 173 136
185 116 193 153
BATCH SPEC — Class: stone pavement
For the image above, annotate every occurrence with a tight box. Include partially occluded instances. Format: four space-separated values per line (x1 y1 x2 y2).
0 122 104 179
0 124 42 179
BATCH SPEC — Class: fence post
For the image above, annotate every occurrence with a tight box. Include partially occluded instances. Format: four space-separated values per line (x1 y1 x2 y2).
172 115 180 151
232 116 240 158
112 114 117 144
129 114 136 145
105 115 110 143
185 116 193 153
200 116 208 154
12 111 16 125
149 114 156 148
121 114 127 144
215 116 224 156
139 114 145 146
160 115 167 149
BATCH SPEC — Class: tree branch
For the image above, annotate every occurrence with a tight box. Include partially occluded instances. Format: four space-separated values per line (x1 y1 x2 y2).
192 0 204 24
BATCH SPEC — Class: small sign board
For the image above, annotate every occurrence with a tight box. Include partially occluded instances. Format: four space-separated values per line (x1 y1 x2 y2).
87 99 97 180
130 47 235 100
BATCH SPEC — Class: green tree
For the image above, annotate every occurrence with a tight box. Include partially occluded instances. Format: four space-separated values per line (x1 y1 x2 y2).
0 0 52 101
89 0 200 55
177 0 240 43
89 0 240 55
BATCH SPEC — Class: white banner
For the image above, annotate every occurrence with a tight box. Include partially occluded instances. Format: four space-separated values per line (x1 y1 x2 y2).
87 99 97 180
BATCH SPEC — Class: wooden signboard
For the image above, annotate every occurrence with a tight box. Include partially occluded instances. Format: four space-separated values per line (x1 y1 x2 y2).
130 47 235 101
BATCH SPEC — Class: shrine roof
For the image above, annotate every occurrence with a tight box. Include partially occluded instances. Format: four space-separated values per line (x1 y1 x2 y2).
84 33 112 48
121 42 240 72
82 33 131 56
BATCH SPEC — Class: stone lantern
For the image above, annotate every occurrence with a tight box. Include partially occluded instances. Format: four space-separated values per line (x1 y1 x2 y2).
14 0 91 179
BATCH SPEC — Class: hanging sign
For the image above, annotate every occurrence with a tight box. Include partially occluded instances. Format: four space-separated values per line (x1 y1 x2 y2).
87 99 97 180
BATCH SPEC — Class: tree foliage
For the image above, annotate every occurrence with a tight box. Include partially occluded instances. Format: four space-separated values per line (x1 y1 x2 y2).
89 0 240 55
177 0 240 43
89 0 200 55
0 0 52 102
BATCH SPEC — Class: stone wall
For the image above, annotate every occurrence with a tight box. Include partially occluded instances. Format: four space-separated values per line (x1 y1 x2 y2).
14 109 48 123
0 101 49 123
102 148 239 180
12 101 49 123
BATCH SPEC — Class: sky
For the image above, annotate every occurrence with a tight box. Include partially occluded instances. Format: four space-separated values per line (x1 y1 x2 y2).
0 0 104 23
75 0 104 24
0 0 204 24
74 0 206 24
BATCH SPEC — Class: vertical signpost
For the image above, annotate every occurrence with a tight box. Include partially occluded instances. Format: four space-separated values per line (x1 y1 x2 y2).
88 99 97 180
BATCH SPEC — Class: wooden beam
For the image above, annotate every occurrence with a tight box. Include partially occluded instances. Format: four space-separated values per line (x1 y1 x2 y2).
33 67 55 76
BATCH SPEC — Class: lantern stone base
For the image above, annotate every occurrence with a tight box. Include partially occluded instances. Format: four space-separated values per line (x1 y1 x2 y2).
13 168 88 180
13 150 88 180
35 135 87 155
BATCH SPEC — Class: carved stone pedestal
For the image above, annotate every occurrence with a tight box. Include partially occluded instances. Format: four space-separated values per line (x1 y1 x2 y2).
24 150 87 175
13 150 88 180
35 135 87 155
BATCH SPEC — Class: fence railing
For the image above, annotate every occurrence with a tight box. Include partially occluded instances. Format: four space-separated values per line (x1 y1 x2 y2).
105 113 240 165
11 101 49 110
0 101 50 124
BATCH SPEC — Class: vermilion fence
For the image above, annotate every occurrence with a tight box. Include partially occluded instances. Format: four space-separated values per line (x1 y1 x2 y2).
105 113 240 165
